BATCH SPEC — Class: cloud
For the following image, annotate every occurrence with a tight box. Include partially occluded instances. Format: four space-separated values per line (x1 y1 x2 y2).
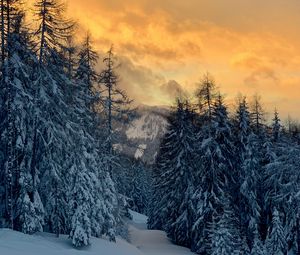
160 80 188 101
113 55 166 105
113 56 189 106
231 52 280 86
27 0 300 118
244 67 279 86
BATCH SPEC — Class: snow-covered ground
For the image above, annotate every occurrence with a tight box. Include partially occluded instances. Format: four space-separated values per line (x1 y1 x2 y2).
129 210 193 255
0 210 194 255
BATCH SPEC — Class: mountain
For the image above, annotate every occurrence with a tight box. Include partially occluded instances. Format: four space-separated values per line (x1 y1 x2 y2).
114 105 169 164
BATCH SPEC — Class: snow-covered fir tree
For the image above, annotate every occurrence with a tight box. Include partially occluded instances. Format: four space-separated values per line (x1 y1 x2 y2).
251 226 267 255
192 94 237 254
210 200 240 255
129 160 150 215
272 109 281 142
266 209 287 255
148 99 197 249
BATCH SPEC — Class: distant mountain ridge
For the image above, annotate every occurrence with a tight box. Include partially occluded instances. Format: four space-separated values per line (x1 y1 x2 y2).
114 105 169 164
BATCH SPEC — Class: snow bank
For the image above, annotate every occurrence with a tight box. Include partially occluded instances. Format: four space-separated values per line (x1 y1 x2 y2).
0 210 194 255
0 228 142 255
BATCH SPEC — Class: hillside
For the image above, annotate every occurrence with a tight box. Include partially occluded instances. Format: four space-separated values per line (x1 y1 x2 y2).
114 105 169 164
0 211 194 255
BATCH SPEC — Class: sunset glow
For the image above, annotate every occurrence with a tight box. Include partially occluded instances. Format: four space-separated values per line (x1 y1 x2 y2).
34 0 300 119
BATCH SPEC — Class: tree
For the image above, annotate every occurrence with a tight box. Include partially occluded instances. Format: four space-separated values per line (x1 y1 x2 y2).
9 8 45 233
250 94 265 134
272 109 281 142
0 0 16 229
129 160 150 214
192 94 237 254
0 0 44 231
99 46 132 175
34 0 74 64
69 155 93 247
251 227 267 255
266 209 287 255
163 101 196 247
265 143 300 251
148 100 197 248
147 130 172 230
32 0 76 237
195 72 217 120
239 132 261 247
75 33 98 110
210 202 240 255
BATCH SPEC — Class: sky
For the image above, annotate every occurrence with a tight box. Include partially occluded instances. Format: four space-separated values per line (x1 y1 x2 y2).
31 0 300 119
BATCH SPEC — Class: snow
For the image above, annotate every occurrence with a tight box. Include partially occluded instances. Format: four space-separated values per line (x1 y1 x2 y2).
0 210 195 255
0 229 142 255
134 144 147 159
128 210 194 255
126 114 168 141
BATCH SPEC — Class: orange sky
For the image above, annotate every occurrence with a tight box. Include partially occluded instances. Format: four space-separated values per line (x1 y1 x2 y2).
30 0 300 120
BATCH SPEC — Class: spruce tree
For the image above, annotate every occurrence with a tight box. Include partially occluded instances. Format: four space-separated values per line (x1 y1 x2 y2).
195 72 217 120
210 203 240 255
192 94 236 254
9 9 45 233
148 100 196 248
75 33 98 110
251 227 267 255
129 160 150 214
272 109 281 142
266 209 287 255
99 46 132 171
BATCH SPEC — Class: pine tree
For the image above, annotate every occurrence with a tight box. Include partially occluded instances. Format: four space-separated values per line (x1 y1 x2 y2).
10 9 45 233
148 100 196 248
99 46 132 175
69 156 93 247
192 94 237 254
147 133 172 230
0 0 45 231
75 33 98 110
72 35 118 244
210 203 240 255
34 0 74 64
129 160 150 214
239 132 261 246
0 0 15 229
195 72 217 120
266 209 287 255
32 0 77 237
251 227 267 255
265 143 300 250
272 109 281 142
250 94 265 135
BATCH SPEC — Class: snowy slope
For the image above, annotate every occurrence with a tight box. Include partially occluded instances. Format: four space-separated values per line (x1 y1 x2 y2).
126 113 168 141
124 105 169 163
129 210 193 255
0 229 143 255
0 211 195 255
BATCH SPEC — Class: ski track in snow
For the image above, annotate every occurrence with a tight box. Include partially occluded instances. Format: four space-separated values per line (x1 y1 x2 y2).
0 210 194 255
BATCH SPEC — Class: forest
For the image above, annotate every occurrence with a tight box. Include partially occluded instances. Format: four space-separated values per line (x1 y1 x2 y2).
0 0 300 255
